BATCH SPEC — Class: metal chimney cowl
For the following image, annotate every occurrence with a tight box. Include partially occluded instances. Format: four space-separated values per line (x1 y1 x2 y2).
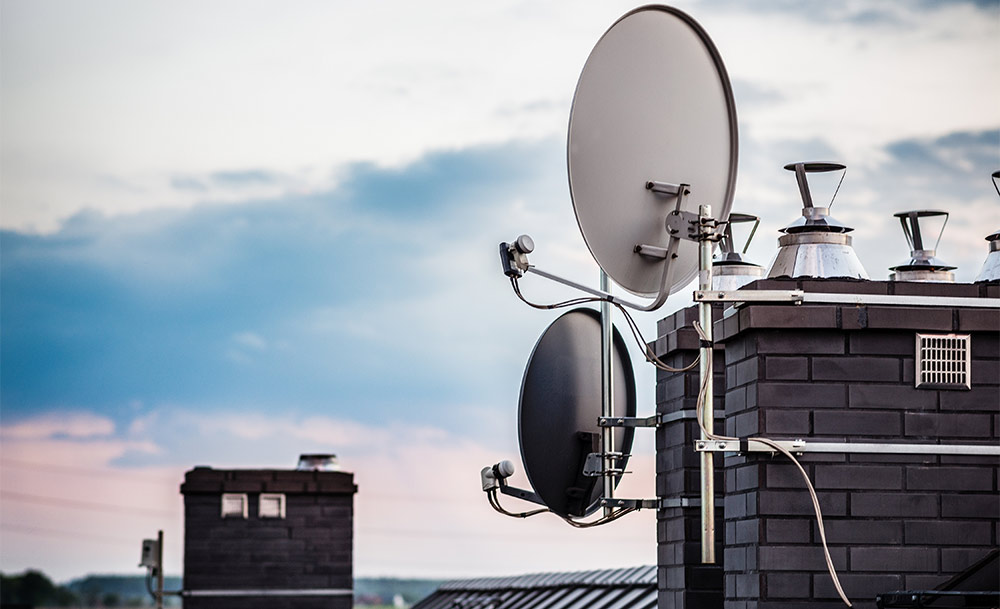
974 172 1000 283
974 230 1000 283
297 453 341 471
714 260 765 291
889 210 956 283
766 162 869 280
713 212 764 290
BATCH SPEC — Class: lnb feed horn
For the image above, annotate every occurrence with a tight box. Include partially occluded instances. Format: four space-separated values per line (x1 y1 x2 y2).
499 235 534 278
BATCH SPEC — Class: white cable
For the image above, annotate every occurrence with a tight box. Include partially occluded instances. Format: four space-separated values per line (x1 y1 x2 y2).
692 321 852 607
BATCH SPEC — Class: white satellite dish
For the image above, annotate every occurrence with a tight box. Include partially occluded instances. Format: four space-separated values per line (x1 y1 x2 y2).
567 5 738 297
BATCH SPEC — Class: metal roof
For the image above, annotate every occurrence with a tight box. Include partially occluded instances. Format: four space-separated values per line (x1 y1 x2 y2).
412 566 657 609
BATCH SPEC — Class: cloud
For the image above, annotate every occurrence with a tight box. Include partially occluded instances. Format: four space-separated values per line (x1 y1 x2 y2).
707 0 999 167
731 79 785 110
335 139 556 219
0 138 581 441
884 129 999 175
5 1 995 233
0 1 641 232
0 412 115 440
226 332 270 364
4 125 995 437
209 169 280 187
169 176 207 192
703 0 996 26
493 99 565 118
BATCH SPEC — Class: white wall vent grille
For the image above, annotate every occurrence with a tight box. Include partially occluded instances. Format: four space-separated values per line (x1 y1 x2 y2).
259 493 286 518
221 493 248 518
915 333 971 390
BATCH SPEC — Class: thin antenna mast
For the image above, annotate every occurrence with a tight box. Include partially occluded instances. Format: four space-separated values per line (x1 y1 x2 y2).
698 205 716 563
600 270 616 517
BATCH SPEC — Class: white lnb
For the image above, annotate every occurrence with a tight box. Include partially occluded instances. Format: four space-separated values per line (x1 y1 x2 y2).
514 235 534 254
481 460 516 492
494 460 515 479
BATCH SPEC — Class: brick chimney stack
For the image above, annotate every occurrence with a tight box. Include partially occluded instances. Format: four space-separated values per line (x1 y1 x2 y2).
180 458 357 609
654 279 999 609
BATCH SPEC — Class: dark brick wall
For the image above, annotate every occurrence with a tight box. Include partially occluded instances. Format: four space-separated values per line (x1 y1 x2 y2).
654 305 726 609
715 280 999 609
181 467 357 609
656 280 999 609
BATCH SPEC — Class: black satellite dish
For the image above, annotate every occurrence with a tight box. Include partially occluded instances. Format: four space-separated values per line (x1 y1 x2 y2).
517 308 636 518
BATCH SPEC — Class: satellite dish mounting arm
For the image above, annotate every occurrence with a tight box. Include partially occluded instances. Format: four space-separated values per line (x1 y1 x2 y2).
501 183 718 312
480 461 547 508
497 480 547 508
632 182 694 311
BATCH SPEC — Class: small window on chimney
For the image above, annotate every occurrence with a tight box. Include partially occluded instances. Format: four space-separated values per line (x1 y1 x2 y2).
221 493 248 518
916 333 971 390
259 493 286 519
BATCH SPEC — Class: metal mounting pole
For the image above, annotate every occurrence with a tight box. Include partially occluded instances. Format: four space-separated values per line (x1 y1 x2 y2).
600 269 616 517
156 529 164 609
698 204 716 564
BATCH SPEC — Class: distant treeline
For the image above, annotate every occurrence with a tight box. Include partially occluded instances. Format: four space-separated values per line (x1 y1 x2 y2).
0 570 441 608
0 571 181 607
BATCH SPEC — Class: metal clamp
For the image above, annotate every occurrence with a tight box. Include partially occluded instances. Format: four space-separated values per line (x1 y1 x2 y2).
598 410 727 429
665 209 701 241
694 289 804 303
598 415 661 428
695 439 802 455
600 497 700 509
583 452 630 477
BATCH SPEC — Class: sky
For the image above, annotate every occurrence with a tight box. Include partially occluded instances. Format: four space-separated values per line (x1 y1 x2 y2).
1 0 999 583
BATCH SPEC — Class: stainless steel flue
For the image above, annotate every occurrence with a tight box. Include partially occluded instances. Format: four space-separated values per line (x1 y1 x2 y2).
766 162 869 280
974 171 1000 283
713 212 764 290
889 210 956 283
974 230 1000 282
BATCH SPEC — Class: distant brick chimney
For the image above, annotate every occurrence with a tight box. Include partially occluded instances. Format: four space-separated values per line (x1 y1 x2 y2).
180 457 357 609
655 279 999 609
